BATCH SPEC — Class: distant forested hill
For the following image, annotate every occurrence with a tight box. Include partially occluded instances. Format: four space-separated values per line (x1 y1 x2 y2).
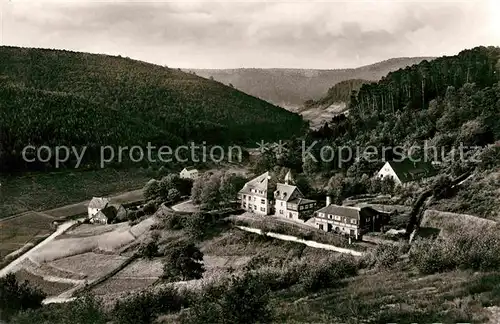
303 79 372 110
188 57 434 109
0 46 306 171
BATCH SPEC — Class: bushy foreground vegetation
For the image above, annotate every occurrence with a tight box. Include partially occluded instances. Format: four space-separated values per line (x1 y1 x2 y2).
410 225 500 274
2 251 360 324
6 220 500 323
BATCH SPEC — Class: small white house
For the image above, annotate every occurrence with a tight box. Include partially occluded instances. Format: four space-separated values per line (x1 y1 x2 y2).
180 167 199 180
88 197 110 219
377 159 437 185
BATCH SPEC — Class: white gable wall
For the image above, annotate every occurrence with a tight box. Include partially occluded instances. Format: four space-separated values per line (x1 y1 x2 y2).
377 162 402 185
88 207 100 218
241 192 269 215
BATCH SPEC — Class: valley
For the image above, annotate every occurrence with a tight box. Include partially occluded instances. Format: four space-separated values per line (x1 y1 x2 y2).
188 57 434 109
1 45 500 324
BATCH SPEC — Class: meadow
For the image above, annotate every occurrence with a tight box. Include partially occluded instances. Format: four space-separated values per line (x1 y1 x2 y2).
0 212 54 260
0 168 151 219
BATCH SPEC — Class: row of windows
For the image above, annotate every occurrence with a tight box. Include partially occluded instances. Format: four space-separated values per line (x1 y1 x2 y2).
250 188 265 195
242 203 266 213
318 212 358 225
298 203 315 211
317 223 357 236
242 195 266 204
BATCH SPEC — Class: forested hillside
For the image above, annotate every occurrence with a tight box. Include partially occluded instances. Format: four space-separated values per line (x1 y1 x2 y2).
303 79 371 109
346 46 500 149
0 46 306 171
189 57 433 108
303 47 500 165
259 46 500 218
265 47 500 174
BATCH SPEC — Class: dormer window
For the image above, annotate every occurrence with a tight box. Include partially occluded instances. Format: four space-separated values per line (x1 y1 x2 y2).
282 192 287 199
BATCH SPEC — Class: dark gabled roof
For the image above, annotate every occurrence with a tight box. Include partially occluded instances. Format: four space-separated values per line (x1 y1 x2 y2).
96 205 117 220
288 198 316 205
387 159 437 183
183 166 197 171
315 204 361 220
239 172 269 196
274 183 302 202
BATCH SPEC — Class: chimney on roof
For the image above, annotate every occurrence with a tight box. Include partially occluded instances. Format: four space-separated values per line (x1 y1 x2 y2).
326 196 331 206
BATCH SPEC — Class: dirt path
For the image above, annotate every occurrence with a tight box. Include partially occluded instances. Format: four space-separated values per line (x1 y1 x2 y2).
235 225 364 256
171 200 200 213
0 219 80 277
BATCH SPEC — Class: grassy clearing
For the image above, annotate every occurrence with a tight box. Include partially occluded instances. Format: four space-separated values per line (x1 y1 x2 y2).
48 252 128 280
59 223 130 239
91 278 158 296
0 168 151 218
114 259 164 279
0 212 53 259
201 229 318 259
420 209 497 237
14 269 74 297
229 216 367 251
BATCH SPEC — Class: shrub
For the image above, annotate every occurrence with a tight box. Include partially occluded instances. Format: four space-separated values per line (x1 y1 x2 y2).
300 256 358 292
256 263 306 292
162 240 205 281
181 272 272 324
113 287 186 324
11 295 108 324
431 175 454 200
0 273 46 321
127 210 137 222
65 294 108 324
144 179 160 202
143 201 157 215
167 188 181 202
183 212 206 239
162 212 185 230
139 240 159 259
368 243 406 269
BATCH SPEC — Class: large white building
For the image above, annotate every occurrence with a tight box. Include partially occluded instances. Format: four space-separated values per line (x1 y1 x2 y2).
238 172 272 215
238 170 316 219
274 171 316 221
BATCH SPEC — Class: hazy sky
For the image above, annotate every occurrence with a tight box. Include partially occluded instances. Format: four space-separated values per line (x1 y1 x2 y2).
1 0 499 69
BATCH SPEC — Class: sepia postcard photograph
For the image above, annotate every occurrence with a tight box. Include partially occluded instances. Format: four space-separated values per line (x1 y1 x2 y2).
0 0 499 323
